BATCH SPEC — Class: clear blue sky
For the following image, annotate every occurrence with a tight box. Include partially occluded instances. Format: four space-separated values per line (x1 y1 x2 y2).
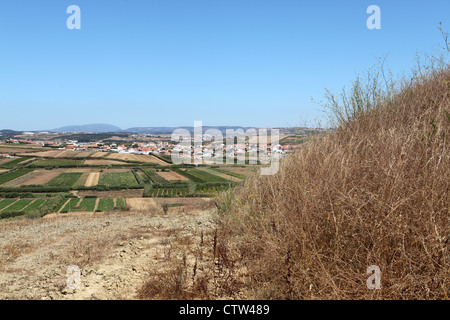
0 0 449 131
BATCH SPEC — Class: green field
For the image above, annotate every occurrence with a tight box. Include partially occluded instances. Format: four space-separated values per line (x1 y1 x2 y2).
22 199 47 212
142 169 167 183
45 172 83 187
0 157 31 168
31 159 84 167
97 198 115 211
0 199 34 213
0 169 34 185
69 198 97 212
177 168 229 183
115 198 128 210
60 198 81 212
98 172 139 187
0 199 20 211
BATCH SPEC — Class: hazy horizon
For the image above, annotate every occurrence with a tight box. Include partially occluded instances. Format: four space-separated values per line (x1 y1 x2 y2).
1 1 449 130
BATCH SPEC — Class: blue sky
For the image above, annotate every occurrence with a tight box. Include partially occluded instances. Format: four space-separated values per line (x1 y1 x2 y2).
0 0 449 130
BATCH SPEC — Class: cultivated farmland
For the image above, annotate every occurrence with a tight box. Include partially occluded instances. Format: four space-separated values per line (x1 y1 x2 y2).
85 172 100 187
0 157 32 168
0 169 34 186
155 170 189 181
45 173 83 187
96 198 115 211
30 159 84 167
0 199 34 213
98 172 139 187
105 153 168 165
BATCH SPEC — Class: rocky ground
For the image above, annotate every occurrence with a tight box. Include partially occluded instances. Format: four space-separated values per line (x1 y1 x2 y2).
0 205 217 300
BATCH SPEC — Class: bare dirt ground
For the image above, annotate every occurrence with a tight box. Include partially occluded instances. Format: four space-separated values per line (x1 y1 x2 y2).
90 152 109 158
0 206 216 300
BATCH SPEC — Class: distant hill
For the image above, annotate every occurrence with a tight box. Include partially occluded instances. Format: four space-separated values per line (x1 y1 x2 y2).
50 124 122 133
124 126 256 134
0 129 23 138
49 124 269 134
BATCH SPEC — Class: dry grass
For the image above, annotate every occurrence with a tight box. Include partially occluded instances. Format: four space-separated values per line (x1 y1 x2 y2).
155 170 190 181
213 66 450 299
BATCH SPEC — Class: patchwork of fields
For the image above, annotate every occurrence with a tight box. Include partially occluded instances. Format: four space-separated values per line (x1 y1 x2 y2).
0 145 256 219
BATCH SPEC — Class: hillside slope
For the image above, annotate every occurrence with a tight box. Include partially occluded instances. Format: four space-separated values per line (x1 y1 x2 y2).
217 68 450 299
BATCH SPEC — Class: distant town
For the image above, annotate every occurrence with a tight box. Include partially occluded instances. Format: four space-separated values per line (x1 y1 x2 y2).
0 126 330 162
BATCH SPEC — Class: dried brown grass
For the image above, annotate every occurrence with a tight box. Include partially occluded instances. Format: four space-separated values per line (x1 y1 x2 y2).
215 66 450 299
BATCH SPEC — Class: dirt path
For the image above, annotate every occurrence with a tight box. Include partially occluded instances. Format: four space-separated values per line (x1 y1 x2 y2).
94 198 100 212
0 208 215 300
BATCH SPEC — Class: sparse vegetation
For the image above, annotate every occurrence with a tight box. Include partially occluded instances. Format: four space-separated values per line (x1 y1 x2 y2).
213 59 450 299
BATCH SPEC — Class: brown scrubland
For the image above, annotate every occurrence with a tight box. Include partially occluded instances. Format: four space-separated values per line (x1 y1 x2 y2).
139 56 449 300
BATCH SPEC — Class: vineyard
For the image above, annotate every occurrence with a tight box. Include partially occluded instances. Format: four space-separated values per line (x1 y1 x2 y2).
45 172 83 187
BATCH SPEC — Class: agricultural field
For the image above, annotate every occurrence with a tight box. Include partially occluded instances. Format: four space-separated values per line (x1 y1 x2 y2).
214 166 257 177
0 170 43 187
17 150 75 158
96 198 115 211
195 183 232 195
154 169 189 181
197 167 242 182
105 152 168 165
84 172 100 187
83 159 124 165
0 199 19 211
144 185 190 197
22 199 47 212
0 169 34 185
14 170 62 186
69 198 97 212
141 169 167 183
174 168 230 183
45 172 83 187
0 140 253 220
98 171 139 187
89 152 109 158
30 159 84 167
0 157 32 168
211 167 246 180
58 197 128 213
0 199 34 213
